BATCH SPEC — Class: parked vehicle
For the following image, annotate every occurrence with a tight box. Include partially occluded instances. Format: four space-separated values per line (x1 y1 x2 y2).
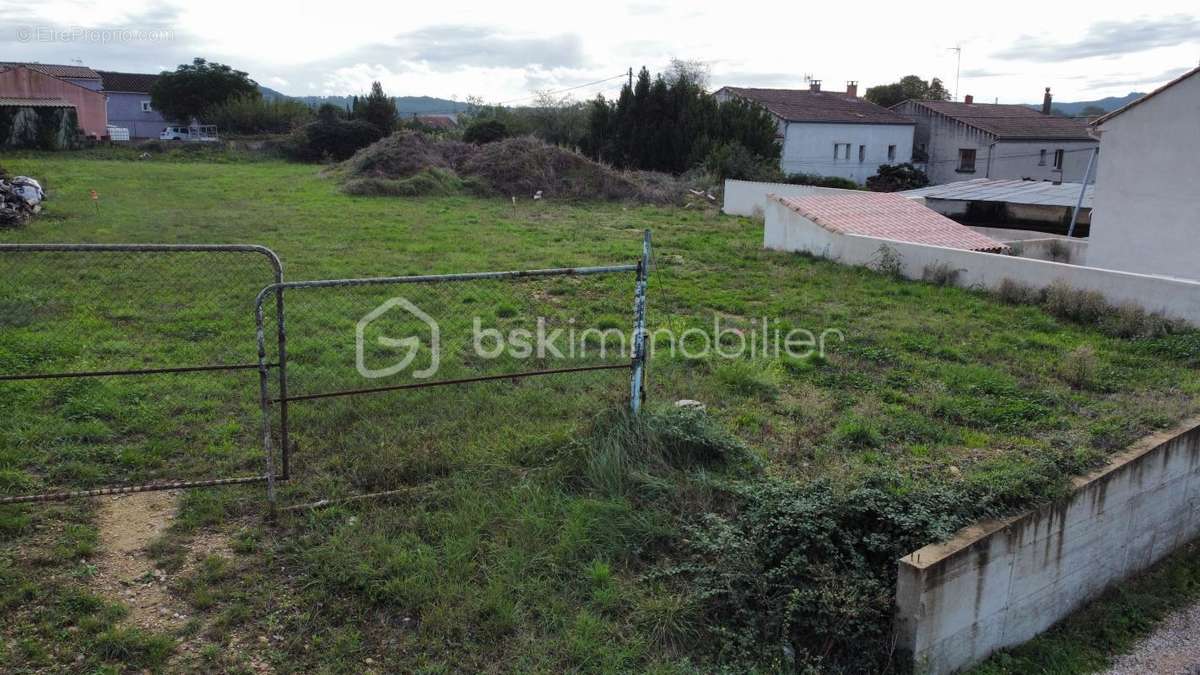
159 125 219 142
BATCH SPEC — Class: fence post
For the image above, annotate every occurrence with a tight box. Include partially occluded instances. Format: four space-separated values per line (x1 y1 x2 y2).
630 229 651 414
254 288 277 510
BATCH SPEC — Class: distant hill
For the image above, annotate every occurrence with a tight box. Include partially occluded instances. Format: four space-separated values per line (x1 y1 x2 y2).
1023 92 1144 116
257 85 468 116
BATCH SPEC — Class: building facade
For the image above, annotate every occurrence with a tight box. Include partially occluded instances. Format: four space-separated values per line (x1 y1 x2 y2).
715 82 915 184
0 64 108 138
894 95 1097 186
98 71 166 138
1087 66 1200 280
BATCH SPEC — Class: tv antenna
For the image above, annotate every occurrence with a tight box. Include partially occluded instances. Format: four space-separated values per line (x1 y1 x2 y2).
948 45 962 101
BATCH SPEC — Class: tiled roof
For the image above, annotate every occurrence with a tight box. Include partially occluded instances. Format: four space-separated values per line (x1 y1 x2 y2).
414 115 458 129
775 192 1010 253
97 70 160 93
0 96 75 108
718 87 914 125
903 100 1094 141
0 62 101 79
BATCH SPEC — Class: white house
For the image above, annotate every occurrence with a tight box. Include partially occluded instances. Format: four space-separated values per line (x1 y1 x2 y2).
714 81 915 184
893 91 1097 186
1086 65 1200 281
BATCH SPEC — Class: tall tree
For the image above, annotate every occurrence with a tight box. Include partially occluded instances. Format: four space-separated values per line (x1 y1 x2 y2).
353 82 398 134
864 75 952 108
150 58 259 124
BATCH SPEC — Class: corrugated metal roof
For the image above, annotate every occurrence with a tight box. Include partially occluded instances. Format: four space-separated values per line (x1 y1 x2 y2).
0 96 75 108
900 100 1095 141
775 192 1009 253
717 87 914 125
899 178 1093 208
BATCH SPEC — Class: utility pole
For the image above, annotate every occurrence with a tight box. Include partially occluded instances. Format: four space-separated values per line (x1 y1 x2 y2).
948 45 962 101
1068 148 1098 238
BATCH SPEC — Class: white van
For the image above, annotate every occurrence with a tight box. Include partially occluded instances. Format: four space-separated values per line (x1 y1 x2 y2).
159 125 219 142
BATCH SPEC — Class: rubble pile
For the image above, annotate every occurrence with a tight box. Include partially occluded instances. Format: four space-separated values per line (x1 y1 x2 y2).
0 174 45 228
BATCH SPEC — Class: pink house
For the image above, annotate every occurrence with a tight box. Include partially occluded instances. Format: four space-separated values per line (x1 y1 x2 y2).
0 64 108 138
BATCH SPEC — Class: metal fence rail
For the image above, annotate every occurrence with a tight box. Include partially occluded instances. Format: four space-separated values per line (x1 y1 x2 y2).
255 231 652 507
0 244 286 504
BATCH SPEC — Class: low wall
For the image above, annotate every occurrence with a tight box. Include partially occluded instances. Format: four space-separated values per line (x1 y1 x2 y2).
722 179 858 217
895 418 1200 674
763 196 1200 325
1007 238 1089 266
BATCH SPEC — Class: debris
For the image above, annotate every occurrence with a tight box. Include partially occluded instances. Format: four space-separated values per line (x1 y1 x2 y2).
0 175 44 228
675 399 707 412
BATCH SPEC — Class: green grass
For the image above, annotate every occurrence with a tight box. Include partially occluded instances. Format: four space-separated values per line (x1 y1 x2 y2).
2 153 1199 672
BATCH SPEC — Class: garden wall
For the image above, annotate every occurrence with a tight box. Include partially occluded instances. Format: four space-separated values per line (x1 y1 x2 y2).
894 418 1200 674
762 195 1200 325
722 178 857 216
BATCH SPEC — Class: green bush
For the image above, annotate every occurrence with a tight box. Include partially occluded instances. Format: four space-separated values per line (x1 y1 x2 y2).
463 119 509 145
284 118 384 162
783 172 860 190
205 95 313 135
865 163 929 192
703 141 782 181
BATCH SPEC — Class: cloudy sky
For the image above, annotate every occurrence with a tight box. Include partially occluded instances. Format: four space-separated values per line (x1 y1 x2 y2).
4 0 1199 105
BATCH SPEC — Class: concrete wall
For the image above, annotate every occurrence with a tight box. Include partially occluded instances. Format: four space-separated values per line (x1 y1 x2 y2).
895 418 1200 674
896 101 1098 186
1006 237 1089 266
763 195 1200 324
722 178 859 217
780 121 915 184
1088 72 1200 282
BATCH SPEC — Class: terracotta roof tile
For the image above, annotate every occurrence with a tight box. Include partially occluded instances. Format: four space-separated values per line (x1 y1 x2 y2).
718 87 914 125
97 70 160 93
0 62 100 79
903 100 1094 141
774 192 1009 253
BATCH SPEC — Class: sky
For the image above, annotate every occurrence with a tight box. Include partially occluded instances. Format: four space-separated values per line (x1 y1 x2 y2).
3 0 1199 106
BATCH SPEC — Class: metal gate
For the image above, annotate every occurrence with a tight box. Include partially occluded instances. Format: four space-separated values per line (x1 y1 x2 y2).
255 231 651 507
0 244 286 504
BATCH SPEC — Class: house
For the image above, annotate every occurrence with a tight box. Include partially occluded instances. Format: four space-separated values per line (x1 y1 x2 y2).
0 63 108 138
714 81 915 184
1086 65 1200 281
98 71 166 139
900 178 1094 237
893 90 1097 185
412 115 458 130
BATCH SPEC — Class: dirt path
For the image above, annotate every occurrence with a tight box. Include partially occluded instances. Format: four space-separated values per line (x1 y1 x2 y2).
1102 600 1200 675
92 490 190 632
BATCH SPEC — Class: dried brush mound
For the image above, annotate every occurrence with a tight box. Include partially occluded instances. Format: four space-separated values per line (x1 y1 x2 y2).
340 131 681 204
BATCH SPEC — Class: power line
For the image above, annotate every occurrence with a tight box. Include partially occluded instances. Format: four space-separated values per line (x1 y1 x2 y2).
492 73 628 107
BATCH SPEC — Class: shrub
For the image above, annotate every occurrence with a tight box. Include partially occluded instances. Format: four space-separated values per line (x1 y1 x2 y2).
865 163 929 192
284 118 383 162
922 261 960 286
783 172 860 190
205 95 313 135
1057 345 1100 390
463 119 509 145
872 245 904 278
703 141 782 181
996 278 1041 305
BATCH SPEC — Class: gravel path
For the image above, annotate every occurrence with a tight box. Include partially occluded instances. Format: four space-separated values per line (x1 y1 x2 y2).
1102 599 1200 675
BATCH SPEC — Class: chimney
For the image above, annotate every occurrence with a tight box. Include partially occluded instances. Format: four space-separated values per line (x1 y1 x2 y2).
809 79 821 93
1042 87 1052 114
845 80 858 98
964 94 973 104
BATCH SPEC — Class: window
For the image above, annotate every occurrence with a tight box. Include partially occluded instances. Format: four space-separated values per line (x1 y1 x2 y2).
887 145 896 161
833 143 851 160
957 148 977 173
1038 149 1047 166
1053 149 1064 170
141 100 153 112
858 145 866 162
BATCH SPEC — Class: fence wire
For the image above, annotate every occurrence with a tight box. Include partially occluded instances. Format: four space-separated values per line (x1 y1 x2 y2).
0 245 283 504
257 258 648 506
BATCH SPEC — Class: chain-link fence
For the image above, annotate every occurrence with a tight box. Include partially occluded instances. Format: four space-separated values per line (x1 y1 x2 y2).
256 232 651 507
1 233 651 509
0 244 285 504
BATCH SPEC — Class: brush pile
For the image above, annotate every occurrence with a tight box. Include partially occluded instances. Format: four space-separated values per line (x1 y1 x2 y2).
339 131 690 204
0 168 44 228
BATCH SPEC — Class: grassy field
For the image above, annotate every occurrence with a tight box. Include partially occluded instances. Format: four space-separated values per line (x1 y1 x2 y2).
3 153 1200 673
